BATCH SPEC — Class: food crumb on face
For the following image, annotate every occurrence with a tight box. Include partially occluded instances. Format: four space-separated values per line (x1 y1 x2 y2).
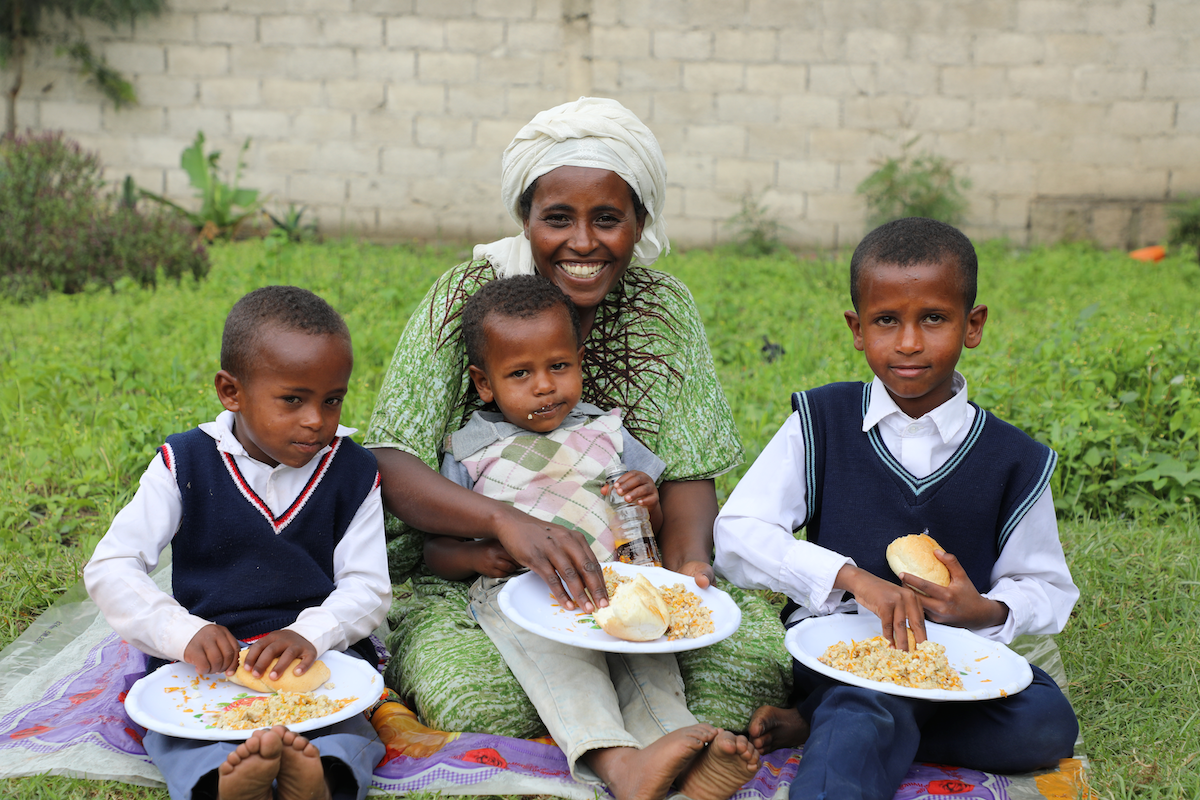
819 636 964 691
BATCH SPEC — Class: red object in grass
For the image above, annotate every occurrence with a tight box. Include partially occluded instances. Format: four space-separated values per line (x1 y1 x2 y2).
1129 245 1166 262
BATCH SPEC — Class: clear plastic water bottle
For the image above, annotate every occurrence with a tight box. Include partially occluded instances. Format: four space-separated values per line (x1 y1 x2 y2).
605 463 663 567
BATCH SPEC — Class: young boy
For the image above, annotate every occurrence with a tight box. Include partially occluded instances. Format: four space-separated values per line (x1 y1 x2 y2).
84 286 391 800
426 275 759 800
713 218 1080 800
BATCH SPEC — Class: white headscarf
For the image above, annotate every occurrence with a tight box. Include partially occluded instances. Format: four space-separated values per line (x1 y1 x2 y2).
473 97 670 278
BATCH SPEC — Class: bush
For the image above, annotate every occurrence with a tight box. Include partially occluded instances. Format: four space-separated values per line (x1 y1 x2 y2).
0 131 210 301
856 138 971 228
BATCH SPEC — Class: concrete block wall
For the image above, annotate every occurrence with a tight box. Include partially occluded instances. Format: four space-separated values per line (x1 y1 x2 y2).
5 0 1198 249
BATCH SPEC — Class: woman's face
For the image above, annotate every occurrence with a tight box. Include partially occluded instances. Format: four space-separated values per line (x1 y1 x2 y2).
523 166 645 313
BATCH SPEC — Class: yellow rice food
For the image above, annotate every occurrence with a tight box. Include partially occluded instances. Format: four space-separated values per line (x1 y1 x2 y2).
213 691 357 730
602 567 715 640
819 636 964 691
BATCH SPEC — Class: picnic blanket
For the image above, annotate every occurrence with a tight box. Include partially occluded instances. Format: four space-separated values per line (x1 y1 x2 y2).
0 563 1090 800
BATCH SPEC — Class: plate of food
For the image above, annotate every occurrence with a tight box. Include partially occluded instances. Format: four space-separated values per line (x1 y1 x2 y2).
498 561 741 653
785 613 1033 701
124 649 382 740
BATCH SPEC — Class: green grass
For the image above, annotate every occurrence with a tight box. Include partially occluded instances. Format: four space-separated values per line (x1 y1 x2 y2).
2 239 1199 798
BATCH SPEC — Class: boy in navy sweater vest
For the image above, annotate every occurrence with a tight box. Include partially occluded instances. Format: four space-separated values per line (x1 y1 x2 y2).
713 218 1079 800
85 286 390 800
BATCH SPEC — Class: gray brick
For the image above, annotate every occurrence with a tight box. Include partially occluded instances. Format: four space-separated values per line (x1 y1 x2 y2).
844 30 907 63
476 118 525 152
231 109 292 138
911 97 971 130
1062 135 1136 165
133 136 195 168
442 145 502 181
591 59 620 93
168 44 229 76
967 161 1034 194
1104 101 1175 135
653 31 712 61
717 94 778 124
1074 67 1145 100
1086 2 1154 32
505 88 568 119
974 98 1041 132
387 17 445 49
682 187 742 221
975 33 1044 64
1007 65 1073 99
413 0 472 16
664 153 714 188
930 130 1004 161
448 84 507 117
355 50 416 81
417 51 477 83
714 30 777 63
1015 0 1083 32
230 46 290 77
416 115 474 148
446 19 505 52
683 63 745 93
620 60 681 91
778 95 841 127
806 191 864 224
167 106 229 136
261 16 322 46
747 0 819 27
261 79 324 110
809 64 875 96
1114 35 1183 67
746 123 810 158
381 146 444 176
746 65 809 95
325 16 384 47
103 106 165 135
195 14 256 44
1096 166 1168 196
652 92 716 124
317 141 379 173
1045 34 1114 63
353 0 415 12
1137 135 1200 168
293 108 353 139
287 47 356 80
942 66 1006 98
777 159 837 192
387 83 445 114
327 80 386 111
876 62 939 96
507 21 563 52
477 0 535 18
134 13 197 42
135 76 199 106
201 77 261 107
778 30 839 63
1146 68 1200 99
942 0 1016 30
355 110 416 144
287 0 352 11
911 34 970 65
685 124 746 157
477 56 543 86
105 43 167 75
1156 0 1200 29
844 96 914 129
1179 101 1200 133
291 174 349 205
1005 132 1071 162
592 26 652 60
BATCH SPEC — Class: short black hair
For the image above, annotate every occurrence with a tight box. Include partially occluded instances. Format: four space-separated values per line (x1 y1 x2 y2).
518 175 647 222
462 275 581 369
849 217 978 311
221 285 351 379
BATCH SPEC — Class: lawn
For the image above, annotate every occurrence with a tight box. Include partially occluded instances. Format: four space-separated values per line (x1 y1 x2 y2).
2 240 1198 799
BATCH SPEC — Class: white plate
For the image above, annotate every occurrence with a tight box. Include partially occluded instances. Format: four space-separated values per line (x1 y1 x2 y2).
785 613 1033 701
498 562 741 653
124 650 382 740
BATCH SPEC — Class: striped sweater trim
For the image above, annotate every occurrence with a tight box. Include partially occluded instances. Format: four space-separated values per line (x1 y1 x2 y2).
218 437 343 534
158 443 177 482
998 448 1057 551
862 383 988 498
790 391 818 528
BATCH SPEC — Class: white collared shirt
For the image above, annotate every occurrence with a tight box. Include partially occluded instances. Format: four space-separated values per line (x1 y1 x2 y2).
713 374 1078 643
84 410 391 663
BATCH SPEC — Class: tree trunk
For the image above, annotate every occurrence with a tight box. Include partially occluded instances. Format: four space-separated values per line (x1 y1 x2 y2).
5 0 23 138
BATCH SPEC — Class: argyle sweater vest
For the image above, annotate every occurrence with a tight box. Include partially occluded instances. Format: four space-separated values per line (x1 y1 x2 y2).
160 428 379 657
791 382 1056 593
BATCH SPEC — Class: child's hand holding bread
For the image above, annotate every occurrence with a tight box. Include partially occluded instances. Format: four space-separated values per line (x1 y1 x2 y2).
888 532 1010 631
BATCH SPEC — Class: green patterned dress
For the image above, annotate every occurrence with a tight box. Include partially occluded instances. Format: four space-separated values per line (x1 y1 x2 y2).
365 258 792 737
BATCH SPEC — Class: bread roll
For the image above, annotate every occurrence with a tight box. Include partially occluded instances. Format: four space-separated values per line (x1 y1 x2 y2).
228 649 331 694
886 533 951 589
594 575 671 642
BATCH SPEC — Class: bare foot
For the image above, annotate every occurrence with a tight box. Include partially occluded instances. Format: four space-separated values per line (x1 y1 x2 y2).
747 705 810 753
275 726 331 800
586 723 717 800
676 729 760 800
217 728 282 800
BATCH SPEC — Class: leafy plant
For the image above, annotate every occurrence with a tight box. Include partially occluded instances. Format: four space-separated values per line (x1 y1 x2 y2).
1167 195 1200 263
0 0 166 136
266 204 319 243
141 131 262 240
856 138 971 228
0 131 209 300
723 191 787 256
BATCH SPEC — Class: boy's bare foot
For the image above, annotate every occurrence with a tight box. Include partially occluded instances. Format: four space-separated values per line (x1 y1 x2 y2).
676 729 760 800
275 726 331 800
747 705 810 753
216 728 282 800
587 724 716 800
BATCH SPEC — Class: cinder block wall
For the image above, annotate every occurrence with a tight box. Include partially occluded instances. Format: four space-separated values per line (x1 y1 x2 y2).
5 0 1198 249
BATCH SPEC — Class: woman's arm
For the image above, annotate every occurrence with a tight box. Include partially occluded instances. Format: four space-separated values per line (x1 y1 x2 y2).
656 478 718 589
375 448 609 609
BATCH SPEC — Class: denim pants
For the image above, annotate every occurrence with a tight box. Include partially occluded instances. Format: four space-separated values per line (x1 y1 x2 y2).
470 576 698 783
788 661 1078 800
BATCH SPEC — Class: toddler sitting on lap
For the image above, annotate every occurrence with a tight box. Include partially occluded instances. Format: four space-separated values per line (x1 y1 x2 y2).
714 218 1080 800
85 286 391 800
427 275 759 800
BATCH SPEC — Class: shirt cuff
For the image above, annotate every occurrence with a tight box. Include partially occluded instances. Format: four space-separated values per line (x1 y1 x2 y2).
977 579 1026 644
781 545 853 615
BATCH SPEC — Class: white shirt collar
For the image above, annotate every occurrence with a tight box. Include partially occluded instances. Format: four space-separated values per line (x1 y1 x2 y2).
861 372 970 444
199 409 357 465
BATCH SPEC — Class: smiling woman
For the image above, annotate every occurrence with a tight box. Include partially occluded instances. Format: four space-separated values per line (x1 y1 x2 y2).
364 98 792 740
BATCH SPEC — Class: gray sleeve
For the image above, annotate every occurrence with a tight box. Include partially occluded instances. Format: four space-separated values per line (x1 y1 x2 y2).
621 427 667 483
439 452 474 491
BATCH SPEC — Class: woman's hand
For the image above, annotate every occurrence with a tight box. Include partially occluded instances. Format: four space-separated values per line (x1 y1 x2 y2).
183 624 240 676
656 479 717 589
470 539 523 579
900 549 1009 630
672 560 715 589
492 506 609 612
835 564 927 651
243 630 319 681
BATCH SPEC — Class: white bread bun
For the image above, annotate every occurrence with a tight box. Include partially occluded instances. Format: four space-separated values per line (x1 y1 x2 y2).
886 533 951 589
594 575 671 642
228 649 331 694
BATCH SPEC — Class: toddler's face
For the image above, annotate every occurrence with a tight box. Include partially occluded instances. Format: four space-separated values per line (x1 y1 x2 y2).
844 259 987 419
469 306 583 433
216 330 352 468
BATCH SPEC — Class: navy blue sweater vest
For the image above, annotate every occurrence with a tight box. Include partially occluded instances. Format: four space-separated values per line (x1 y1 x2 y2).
791 382 1056 593
160 428 379 653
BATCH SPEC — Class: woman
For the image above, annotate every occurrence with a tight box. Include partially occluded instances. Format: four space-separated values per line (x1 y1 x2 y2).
365 97 790 740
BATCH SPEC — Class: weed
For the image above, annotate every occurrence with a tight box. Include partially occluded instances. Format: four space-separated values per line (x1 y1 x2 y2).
1168 195 1200 263
724 191 787 256
856 137 971 228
